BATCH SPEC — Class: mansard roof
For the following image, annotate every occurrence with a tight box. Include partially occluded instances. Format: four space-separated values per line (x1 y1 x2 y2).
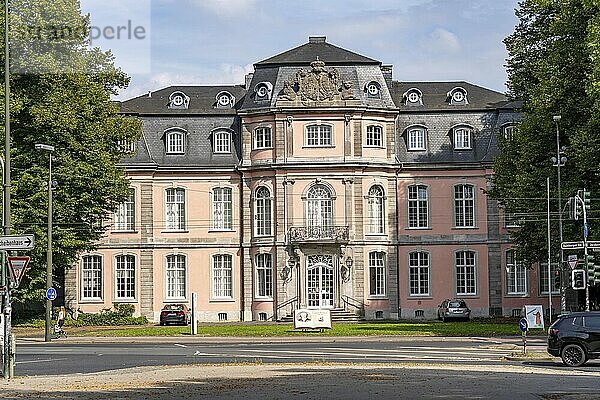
255 36 380 67
119 85 247 115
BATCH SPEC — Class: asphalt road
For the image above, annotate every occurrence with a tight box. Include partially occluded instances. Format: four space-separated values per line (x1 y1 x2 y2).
13 336 599 376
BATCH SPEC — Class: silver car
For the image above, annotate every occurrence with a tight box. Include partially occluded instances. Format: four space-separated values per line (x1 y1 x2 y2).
438 299 471 321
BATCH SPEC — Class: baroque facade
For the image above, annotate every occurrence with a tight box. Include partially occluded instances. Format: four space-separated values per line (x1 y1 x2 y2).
66 37 555 322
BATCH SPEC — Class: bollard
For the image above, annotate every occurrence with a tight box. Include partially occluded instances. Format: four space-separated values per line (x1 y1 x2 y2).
9 333 14 378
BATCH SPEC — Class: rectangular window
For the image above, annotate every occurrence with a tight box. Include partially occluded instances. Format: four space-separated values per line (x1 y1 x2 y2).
369 252 386 296
454 127 472 149
540 263 560 295
214 131 231 153
456 251 476 295
213 187 233 230
409 252 430 296
256 253 273 298
166 254 186 299
166 188 185 230
306 125 332 146
82 255 102 300
254 127 272 149
213 254 233 298
166 131 185 154
506 250 527 295
367 186 385 234
454 184 475 227
408 185 428 228
255 187 272 236
366 125 383 147
115 255 135 299
407 128 426 151
114 188 135 231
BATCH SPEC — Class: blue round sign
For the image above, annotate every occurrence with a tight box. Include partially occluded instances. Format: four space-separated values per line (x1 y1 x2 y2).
519 318 528 332
46 287 57 301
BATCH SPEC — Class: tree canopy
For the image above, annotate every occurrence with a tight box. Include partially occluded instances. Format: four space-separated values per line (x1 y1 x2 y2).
1 0 141 308
491 0 600 266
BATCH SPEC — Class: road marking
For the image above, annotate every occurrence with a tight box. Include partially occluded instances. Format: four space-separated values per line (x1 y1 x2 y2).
174 344 187 348
15 358 68 365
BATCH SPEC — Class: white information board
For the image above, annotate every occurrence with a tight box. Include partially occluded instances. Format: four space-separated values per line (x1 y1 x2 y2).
524 305 544 329
294 309 332 330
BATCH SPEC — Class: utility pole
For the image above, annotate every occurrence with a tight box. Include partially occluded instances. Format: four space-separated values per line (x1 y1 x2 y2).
574 190 591 311
551 115 566 314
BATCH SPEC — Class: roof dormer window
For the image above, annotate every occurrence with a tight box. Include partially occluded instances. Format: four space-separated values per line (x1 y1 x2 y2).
168 91 190 109
365 81 381 98
216 91 235 108
453 125 473 150
254 82 273 101
165 128 187 154
447 87 468 105
403 88 423 106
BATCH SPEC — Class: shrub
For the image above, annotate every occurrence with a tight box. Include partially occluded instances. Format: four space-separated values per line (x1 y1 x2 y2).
69 304 147 326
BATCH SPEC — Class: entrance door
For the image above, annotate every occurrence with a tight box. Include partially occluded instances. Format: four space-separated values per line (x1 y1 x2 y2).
307 255 334 309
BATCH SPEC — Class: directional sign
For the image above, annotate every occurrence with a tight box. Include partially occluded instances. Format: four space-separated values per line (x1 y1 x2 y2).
561 241 584 250
46 287 57 301
519 318 528 332
0 234 34 250
588 241 600 249
7 256 30 288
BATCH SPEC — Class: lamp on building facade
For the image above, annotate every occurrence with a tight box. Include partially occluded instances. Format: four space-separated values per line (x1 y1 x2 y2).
282 253 299 282
341 256 353 282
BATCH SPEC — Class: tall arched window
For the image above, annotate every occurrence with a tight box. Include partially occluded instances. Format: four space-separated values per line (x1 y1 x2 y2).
255 253 273 298
454 184 475 227
213 254 233 298
408 251 430 296
255 186 272 236
115 255 135 300
165 188 185 231
367 185 385 234
306 184 333 229
456 250 476 295
166 254 186 299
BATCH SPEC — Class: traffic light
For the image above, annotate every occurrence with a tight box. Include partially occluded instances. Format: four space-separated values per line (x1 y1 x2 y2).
587 254 595 285
583 189 591 212
574 192 583 220
553 270 561 290
572 269 586 290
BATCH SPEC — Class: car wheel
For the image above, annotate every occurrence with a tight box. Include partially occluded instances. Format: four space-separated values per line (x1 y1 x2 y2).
561 344 587 367
159 321 165 326
442 315 446 322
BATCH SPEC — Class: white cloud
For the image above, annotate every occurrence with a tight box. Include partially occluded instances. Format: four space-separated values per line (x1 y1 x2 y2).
426 28 461 54
191 0 258 18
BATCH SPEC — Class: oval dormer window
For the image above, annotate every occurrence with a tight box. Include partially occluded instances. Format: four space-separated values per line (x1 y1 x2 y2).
407 92 419 103
367 82 379 96
257 86 268 98
452 91 464 102
172 94 184 106
218 94 231 107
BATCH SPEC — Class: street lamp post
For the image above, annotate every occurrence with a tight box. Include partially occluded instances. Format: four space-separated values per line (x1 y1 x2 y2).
35 144 54 342
551 115 566 314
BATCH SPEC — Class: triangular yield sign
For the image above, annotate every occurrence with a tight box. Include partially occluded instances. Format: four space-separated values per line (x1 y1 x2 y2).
567 259 578 269
8 256 30 288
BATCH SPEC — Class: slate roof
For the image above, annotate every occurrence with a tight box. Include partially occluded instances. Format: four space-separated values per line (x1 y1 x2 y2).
392 81 510 111
255 36 380 66
120 85 247 115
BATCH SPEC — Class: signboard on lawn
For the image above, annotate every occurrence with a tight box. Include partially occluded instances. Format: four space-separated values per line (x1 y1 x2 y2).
524 305 544 329
294 309 332 330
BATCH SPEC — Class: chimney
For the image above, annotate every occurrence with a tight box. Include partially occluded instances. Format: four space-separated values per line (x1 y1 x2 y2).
245 72 254 90
309 36 326 43
381 65 393 89
147 90 152 98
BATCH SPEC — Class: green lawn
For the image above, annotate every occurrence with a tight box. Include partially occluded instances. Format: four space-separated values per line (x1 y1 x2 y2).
61 320 544 337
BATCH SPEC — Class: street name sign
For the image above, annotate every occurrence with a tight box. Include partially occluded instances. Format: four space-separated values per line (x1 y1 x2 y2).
587 241 600 249
0 235 34 250
7 256 30 288
561 241 584 250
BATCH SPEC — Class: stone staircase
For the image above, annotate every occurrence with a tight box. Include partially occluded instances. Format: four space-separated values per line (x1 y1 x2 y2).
279 308 364 323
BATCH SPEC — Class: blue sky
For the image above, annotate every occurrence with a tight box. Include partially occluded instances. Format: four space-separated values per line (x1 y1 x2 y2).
82 0 520 100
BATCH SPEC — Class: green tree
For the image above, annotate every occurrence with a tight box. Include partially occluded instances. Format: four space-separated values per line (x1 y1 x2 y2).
491 0 600 266
1 0 141 309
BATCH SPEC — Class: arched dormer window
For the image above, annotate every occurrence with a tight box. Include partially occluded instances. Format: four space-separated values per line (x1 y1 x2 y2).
447 87 468 105
365 81 382 98
501 123 516 140
213 129 232 153
164 128 186 154
215 91 235 108
452 125 474 150
403 88 423 106
254 82 273 101
406 125 427 151
168 91 190 109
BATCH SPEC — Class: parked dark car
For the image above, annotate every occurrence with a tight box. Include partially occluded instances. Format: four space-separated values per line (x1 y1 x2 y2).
547 311 600 367
437 299 471 321
159 304 191 326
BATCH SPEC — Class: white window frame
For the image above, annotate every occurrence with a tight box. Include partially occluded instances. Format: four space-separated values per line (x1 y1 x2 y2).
166 130 185 154
212 254 233 299
254 186 272 237
254 127 273 149
305 124 333 147
114 188 135 232
540 263 560 295
255 253 273 299
214 130 231 153
365 125 383 148
366 185 385 235
81 255 102 301
368 251 386 297
407 127 426 151
118 139 135 153
455 250 477 296
306 184 333 229
408 185 429 228
454 184 475 228
212 187 233 231
453 127 473 150
502 124 515 140
166 254 186 300
506 250 527 295
165 188 186 231
409 251 430 296
115 254 136 300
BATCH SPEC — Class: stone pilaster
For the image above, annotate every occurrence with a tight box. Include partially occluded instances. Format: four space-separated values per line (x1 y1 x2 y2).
353 121 362 157
139 183 154 319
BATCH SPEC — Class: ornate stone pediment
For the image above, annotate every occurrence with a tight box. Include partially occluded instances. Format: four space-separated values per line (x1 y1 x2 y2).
279 58 357 104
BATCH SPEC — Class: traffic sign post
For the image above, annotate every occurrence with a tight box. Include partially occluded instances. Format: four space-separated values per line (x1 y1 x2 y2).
519 318 528 354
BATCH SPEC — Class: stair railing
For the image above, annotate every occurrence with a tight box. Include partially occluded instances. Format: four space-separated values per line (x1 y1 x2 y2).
341 295 365 317
274 296 298 321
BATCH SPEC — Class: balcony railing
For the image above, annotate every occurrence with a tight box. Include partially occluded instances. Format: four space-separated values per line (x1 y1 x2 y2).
288 226 349 243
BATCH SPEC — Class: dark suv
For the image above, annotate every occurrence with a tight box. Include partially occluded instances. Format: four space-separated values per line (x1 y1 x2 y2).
547 311 600 367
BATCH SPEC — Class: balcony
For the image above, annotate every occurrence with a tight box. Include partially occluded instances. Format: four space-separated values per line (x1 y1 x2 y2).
288 226 349 244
